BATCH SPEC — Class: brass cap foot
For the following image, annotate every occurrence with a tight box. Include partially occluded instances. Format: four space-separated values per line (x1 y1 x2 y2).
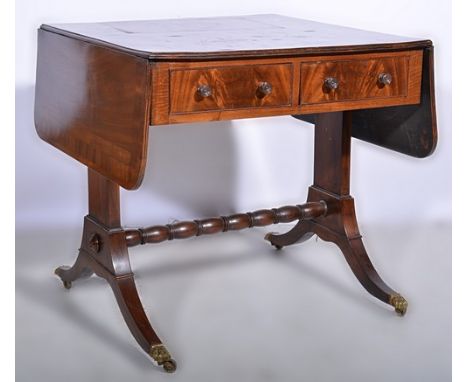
63 280 72 289
162 359 177 373
264 232 274 241
54 267 72 289
390 294 408 316
150 344 176 372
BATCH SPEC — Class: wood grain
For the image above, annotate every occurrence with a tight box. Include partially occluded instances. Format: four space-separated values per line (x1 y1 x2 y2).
267 112 407 312
41 16 434 371
55 170 176 372
151 51 422 125
34 30 151 190
125 201 326 246
300 55 409 104
350 46 437 157
41 14 431 60
169 63 292 114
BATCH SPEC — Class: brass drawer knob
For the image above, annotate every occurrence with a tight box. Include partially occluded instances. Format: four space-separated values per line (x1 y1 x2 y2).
197 84 212 98
378 73 392 86
324 77 339 91
257 81 273 98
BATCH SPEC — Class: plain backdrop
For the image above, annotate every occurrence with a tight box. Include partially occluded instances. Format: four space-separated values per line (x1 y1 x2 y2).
15 0 451 230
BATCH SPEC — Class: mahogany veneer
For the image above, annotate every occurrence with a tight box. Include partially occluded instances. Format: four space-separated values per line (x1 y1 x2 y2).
151 51 423 125
34 14 437 373
300 51 421 104
169 63 293 113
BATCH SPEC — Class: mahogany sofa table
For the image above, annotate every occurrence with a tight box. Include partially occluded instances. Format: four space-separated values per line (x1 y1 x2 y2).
34 14 437 373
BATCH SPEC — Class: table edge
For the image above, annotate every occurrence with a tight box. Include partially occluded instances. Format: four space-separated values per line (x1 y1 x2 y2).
40 24 433 61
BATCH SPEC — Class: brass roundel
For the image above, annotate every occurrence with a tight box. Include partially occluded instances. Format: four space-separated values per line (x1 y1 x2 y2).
88 233 101 253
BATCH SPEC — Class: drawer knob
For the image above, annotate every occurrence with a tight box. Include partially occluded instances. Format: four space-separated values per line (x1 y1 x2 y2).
324 77 339 91
256 81 273 98
378 73 393 86
197 84 212 98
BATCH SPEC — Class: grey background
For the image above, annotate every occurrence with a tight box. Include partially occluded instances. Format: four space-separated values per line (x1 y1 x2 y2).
16 0 451 381
16 223 451 382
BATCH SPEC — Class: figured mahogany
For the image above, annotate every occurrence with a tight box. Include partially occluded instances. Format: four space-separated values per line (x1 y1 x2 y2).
266 112 407 313
151 51 423 125
42 14 431 60
295 47 437 158
34 30 151 190
350 46 437 157
55 169 177 372
300 52 418 104
34 16 436 194
169 63 292 113
36 14 437 372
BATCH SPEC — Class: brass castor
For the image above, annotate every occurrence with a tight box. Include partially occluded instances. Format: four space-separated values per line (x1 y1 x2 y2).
390 294 408 316
62 280 72 289
150 343 176 373
264 232 283 250
162 359 177 373
54 267 72 289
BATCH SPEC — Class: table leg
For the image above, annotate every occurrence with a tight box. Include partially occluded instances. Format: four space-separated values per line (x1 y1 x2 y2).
54 169 177 372
264 220 315 249
266 112 408 315
54 249 94 289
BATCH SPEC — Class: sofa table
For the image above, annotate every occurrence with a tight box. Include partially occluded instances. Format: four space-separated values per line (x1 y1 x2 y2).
34 14 437 373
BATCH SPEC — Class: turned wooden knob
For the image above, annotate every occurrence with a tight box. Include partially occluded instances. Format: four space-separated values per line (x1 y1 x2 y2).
256 81 273 98
378 72 392 86
324 77 339 91
197 84 212 98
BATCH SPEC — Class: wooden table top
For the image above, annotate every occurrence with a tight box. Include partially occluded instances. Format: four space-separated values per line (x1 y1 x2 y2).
35 14 437 190
42 14 431 60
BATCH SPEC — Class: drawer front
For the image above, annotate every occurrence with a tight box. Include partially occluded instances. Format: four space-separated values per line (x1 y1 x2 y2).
300 56 409 105
170 64 292 114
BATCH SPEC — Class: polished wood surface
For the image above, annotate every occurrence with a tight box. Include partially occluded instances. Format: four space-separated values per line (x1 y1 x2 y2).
151 51 423 125
293 47 436 158
266 112 407 313
35 14 437 372
125 201 327 247
34 30 151 190
169 63 292 113
34 16 436 191
351 46 437 157
42 14 430 60
300 51 419 104
55 169 177 372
